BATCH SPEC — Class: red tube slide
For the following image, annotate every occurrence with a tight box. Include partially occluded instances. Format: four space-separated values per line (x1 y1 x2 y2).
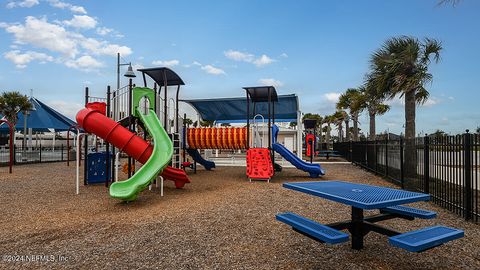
76 107 190 188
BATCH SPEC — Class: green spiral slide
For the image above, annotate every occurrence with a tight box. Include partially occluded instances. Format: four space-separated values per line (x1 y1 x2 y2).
109 88 173 201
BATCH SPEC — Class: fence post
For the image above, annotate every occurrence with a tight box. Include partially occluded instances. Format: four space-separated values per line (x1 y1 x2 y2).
464 130 472 220
61 144 64 161
400 137 405 189
424 135 430 194
349 140 353 163
13 145 17 165
39 142 42 163
385 136 389 178
374 139 378 173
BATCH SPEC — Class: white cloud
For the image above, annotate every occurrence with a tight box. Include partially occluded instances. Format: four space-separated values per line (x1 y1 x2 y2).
6 0 39 9
4 50 53 68
152 59 180 67
46 100 84 120
423 98 439 107
201 65 225 75
63 15 97 29
253 54 275 67
324 92 341 103
4 16 79 57
183 61 202 68
1 16 131 69
64 55 103 71
258 78 284 87
224 49 276 67
280 52 288 58
47 0 87 14
96 26 112 36
224 50 255 62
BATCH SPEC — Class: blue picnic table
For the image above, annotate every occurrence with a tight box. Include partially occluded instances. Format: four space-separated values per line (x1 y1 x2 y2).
277 181 464 251
316 150 341 159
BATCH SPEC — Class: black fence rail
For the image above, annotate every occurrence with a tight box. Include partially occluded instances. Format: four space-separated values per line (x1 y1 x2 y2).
0 145 76 166
334 132 479 222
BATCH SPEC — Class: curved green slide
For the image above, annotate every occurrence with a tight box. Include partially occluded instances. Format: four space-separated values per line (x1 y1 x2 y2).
109 107 173 201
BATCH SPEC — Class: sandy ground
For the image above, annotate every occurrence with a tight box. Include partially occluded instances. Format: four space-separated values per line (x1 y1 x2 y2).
0 162 479 269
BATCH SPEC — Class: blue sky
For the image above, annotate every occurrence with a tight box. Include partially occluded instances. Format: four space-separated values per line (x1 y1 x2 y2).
0 0 479 135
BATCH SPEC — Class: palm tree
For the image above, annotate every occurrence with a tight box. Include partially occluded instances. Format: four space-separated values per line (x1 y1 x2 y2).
337 88 363 141
370 36 442 181
0 91 33 128
332 111 347 142
357 83 390 140
323 114 335 148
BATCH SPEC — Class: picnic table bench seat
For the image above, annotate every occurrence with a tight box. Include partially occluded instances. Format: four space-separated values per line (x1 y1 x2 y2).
389 226 464 252
380 205 437 219
276 212 349 244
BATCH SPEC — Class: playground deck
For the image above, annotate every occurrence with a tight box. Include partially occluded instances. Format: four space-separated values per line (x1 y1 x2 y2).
0 163 479 269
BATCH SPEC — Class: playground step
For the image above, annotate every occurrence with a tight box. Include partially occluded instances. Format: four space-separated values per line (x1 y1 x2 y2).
381 205 437 219
276 212 349 244
389 226 464 252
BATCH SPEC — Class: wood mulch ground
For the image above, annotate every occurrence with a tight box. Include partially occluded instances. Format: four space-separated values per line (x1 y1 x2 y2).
0 162 479 269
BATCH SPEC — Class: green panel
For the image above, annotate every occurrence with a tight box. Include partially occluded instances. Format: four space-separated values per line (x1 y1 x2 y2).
109 108 173 201
132 87 155 118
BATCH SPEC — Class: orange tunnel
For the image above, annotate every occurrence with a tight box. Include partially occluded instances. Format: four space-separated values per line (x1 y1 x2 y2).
187 127 248 149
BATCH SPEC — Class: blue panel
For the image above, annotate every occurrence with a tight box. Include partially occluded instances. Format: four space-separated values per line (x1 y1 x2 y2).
389 226 464 252
283 181 430 209
87 152 112 184
381 205 437 219
276 212 349 244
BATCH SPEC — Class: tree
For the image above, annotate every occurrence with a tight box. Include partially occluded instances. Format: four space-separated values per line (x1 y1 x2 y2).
370 36 442 182
476 126 480 134
200 120 214 127
357 83 390 140
183 117 193 127
332 111 347 142
323 114 335 148
337 88 363 141
0 91 33 128
289 121 297 128
431 129 446 138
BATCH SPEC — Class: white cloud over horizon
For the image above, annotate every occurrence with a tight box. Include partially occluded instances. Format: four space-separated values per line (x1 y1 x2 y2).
62 15 97 29
152 59 180 67
0 15 131 71
258 78 284 87
6 0 39 9
201 64 225 75
224 49 276 67
4 50 53 68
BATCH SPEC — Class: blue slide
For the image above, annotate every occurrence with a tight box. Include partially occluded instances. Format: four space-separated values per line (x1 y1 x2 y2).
186 149 216 170
271 125 325 178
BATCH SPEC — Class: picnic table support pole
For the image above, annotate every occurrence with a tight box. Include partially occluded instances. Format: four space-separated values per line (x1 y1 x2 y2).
351 207 364 250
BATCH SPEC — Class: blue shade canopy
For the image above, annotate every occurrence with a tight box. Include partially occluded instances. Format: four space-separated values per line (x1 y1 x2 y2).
0 97 77 132
181 94 299 123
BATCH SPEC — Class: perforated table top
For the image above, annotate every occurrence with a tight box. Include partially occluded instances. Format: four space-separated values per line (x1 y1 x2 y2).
283 181 430 209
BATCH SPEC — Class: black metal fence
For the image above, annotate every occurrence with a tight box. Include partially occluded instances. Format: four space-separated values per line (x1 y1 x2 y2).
334 132 479 222
0 145 75 166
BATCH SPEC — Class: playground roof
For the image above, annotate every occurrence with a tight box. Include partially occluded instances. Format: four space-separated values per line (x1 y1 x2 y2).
181 94 299 123
0 97 76 133
243 86 278 102
137 67 185 86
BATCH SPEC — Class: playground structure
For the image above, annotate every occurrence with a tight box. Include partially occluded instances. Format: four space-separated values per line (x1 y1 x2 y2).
304 119 318 163
74 68 193 200
74 66 325 200
184 86 325 180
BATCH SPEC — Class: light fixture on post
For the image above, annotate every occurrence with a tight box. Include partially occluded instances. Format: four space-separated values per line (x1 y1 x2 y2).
116 53 136 90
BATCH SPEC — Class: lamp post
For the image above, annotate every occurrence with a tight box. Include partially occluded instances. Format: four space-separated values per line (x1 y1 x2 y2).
116 53 136 90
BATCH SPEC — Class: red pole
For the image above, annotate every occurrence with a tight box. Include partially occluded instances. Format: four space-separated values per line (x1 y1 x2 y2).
1 119 14 173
